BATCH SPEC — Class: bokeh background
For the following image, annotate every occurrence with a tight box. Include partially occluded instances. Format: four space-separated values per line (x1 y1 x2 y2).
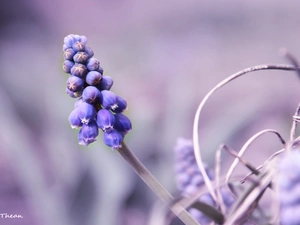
1 0 300 224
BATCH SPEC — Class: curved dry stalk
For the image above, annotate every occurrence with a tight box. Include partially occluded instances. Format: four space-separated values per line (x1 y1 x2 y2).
215 144 226 213
193 64 296 203
225 129 285 184
240 148 285 183
290 103 300 143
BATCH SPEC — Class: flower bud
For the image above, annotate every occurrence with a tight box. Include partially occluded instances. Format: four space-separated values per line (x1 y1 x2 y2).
97 109 115 132
62 60 75 74
85 46 94 58
66 88 82 98
78 120 99 146
114 113 132 133
86 58 100 71
67 76 84 92
98 66 104 75
79 35 88 45
101 90 117 110
64 48 76 60
98 76 113 90
86 71 102 86
82 86 102 104
73 52 89 64
70 63 88 78
72 41 85 52
64 34 79 48
103 129 123 150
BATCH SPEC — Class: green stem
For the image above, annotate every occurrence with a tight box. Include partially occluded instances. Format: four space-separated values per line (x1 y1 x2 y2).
118 142 200 225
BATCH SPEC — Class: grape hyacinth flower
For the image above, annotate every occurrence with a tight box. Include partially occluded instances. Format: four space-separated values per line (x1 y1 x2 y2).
62 34 132 149
174 138 235 224
277 150 300 225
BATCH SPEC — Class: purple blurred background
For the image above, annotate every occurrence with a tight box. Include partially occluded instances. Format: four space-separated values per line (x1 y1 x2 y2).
1 0 300 224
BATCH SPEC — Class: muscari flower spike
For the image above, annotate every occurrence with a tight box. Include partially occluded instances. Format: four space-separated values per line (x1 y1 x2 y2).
62 34 132 149
174 138 235 224
277 150 300 225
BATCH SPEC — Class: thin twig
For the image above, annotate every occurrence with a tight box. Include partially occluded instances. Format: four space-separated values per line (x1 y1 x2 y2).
193 64 297 203
290 104 300 143
215 144 226 213
240 148 285 183
118 142 200 225
223 146 260 177
225 129 285 184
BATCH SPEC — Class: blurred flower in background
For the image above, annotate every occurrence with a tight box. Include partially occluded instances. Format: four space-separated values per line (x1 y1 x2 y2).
1 0 300 224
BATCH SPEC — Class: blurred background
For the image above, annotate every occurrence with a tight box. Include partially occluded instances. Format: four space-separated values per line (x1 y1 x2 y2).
1 0 300 224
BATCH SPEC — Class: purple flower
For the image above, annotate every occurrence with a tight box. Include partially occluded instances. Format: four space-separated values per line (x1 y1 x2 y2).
103 129 123 150
62 34 132 148
62 60 75 74
68 107 83 129
73 52 89 64
96 109 115 132
74 97 84 108
97 66 104 75
98 76 113 90
86 58 100 71
277 151 300 225
85 46 94 58
101 90 117 110
189 193 215 225
114 113 132 134
72 41 85 52
82 86 102 104
111 96 127 113
78 120 99 146
66 88 82 98
86 71 102 86
77 102 96 124
66 76 84 92
64 34 80 48
70 63 88 78
64 48 76 61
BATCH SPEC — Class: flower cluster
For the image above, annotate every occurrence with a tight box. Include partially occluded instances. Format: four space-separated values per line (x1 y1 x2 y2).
277 150 300 225
174 138 235 224
62 34 132 148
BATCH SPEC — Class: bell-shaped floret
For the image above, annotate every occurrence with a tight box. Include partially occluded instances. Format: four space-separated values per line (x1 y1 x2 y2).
68 107 82 129
114 113 132 133
103 129 123 150
96 109 115 132
101 90 117 110
111 96 127 113
77 102 96 124
78 120 99 146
